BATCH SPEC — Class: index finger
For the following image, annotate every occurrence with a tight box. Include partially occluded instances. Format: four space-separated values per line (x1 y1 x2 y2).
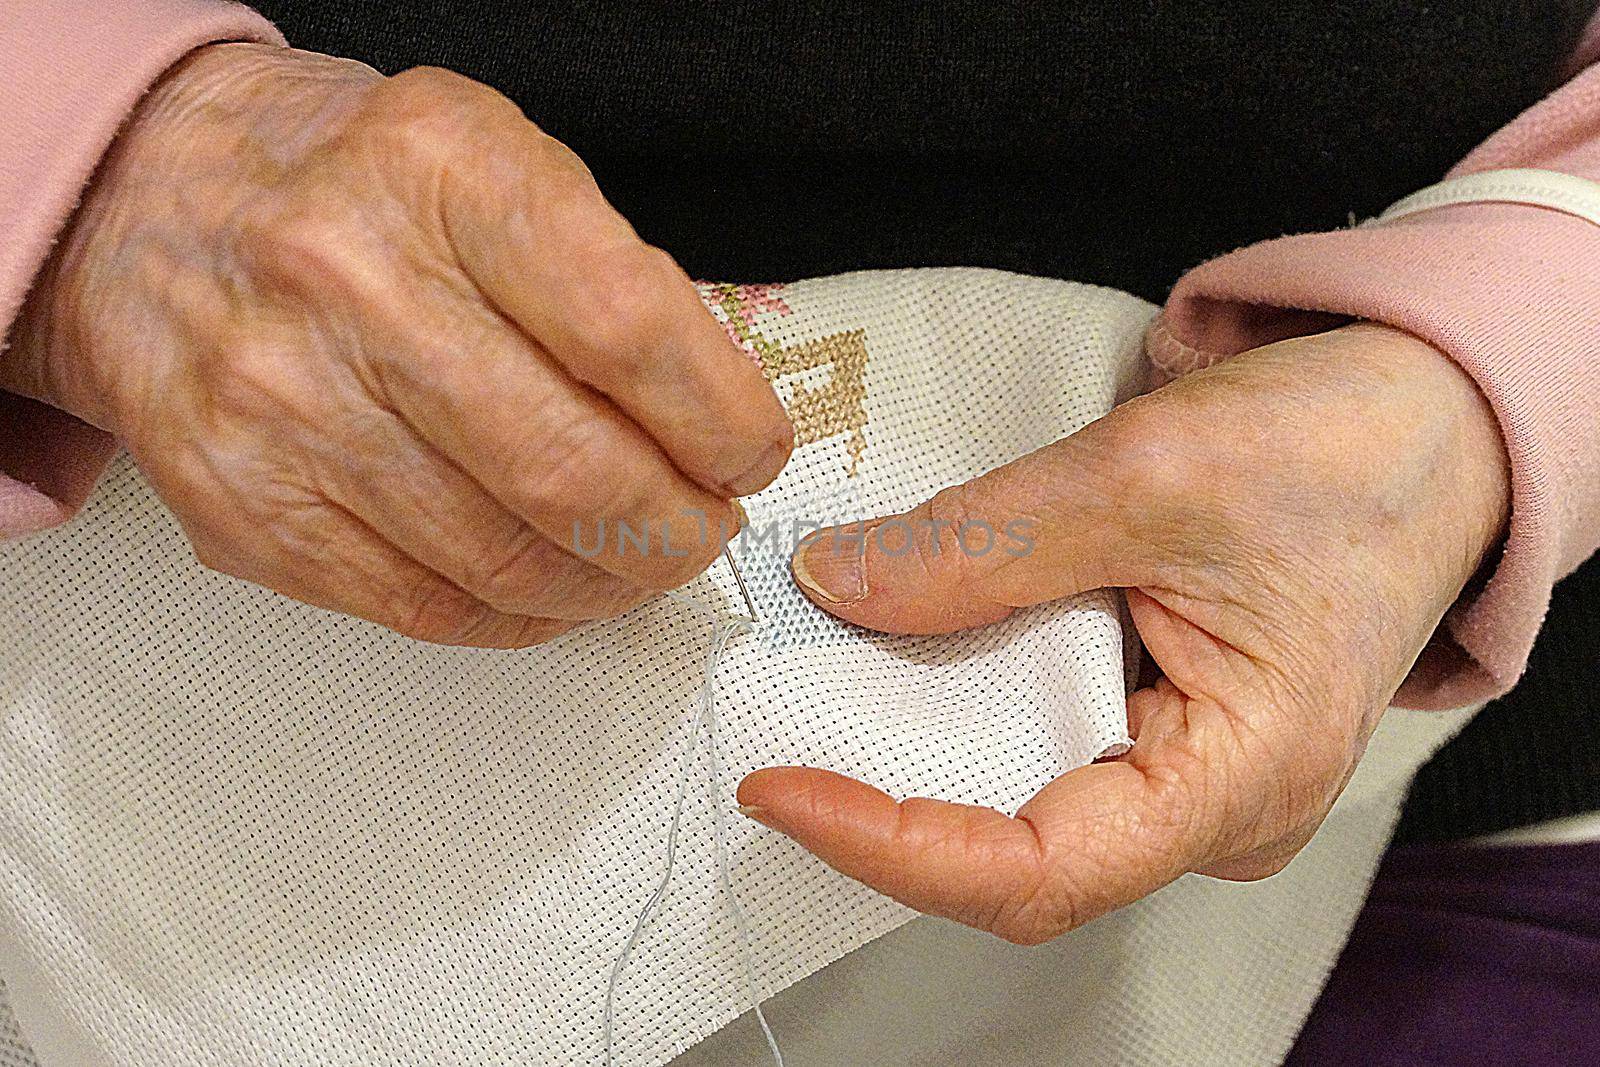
735 677 1260 945
736 757 1200 945
432 85 794 496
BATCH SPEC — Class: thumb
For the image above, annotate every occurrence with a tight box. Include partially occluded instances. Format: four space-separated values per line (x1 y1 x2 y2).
790 422 1150 634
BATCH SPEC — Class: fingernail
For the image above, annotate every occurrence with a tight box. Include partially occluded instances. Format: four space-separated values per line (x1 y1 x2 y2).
792 530 867 604
725 439 790 496
731 499 749 530
736 804 772 825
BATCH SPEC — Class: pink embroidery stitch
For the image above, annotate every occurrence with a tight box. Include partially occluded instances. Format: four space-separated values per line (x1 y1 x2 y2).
698 282 792 364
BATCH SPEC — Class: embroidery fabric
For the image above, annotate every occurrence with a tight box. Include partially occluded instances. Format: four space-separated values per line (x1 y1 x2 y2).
0 269 1152 1066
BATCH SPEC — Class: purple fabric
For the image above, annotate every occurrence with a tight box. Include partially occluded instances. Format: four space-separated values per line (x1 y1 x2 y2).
1288 840 1600 1066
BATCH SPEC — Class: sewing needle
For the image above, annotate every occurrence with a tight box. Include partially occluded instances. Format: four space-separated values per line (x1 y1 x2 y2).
722 543 759 624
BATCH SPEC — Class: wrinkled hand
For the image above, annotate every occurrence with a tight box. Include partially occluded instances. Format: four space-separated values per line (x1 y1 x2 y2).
739 323 1508 944
6 44 791 646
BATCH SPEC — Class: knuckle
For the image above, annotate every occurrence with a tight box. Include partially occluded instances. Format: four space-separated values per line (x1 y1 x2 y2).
567 246 674 363
375 110 460 173
151 453 224 524
915 485 979 580
517 417 638 518
988 832 1077 945
1109 438 1192 507
1201 842 1301 883
1237 851 1295 880
985 868 1065 945
364 67 512 167
467 529 556 611
1091 401 1213 516
925 483 977 539
536 567 647 620
391 581 491 645
572 580 651 620
520 139 612 248
387 65 510 116
456 613 568 649
472 527 656 618
503 617 570 648
528 130 602 192
231 203 365 300
387 64 476 100
1136 758 1208 846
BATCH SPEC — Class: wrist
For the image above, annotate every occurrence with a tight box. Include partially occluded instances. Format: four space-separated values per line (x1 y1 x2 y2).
4 43 378 433
1315 322 1511 594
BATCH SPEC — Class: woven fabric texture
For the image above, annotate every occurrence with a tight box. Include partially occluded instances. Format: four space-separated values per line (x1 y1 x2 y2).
0 268 1149 1066
674 703 1477 1067
0 983 37 1067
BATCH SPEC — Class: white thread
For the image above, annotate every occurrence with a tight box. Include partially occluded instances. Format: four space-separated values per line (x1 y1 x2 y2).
662 586 757 625
703 640 784 1065
604 587 783 1066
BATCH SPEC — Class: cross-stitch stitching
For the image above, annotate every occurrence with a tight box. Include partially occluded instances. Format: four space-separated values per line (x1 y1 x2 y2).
761 330 869 477
703 282 870 477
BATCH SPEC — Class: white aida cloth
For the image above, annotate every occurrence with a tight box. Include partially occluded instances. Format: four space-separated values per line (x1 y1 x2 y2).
674 703 1479 1067
0 268 1153 1066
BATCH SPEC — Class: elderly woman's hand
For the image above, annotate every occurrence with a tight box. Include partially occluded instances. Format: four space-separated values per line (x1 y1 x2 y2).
3 43 791 646
739 322 1508 944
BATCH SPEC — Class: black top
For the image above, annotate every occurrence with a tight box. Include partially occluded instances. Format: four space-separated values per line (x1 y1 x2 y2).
248 0 1600 841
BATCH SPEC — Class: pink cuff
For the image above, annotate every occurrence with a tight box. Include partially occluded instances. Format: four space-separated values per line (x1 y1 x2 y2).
0 0 282 537
1154 37 1600 710
1152 198 1600 709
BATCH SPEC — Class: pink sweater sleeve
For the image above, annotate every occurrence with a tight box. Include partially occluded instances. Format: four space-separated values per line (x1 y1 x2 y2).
1150 42 1600 709
0 0 282 536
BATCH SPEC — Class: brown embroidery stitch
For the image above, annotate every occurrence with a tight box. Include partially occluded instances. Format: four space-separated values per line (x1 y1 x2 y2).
760 331 869 477
702 283 870 477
